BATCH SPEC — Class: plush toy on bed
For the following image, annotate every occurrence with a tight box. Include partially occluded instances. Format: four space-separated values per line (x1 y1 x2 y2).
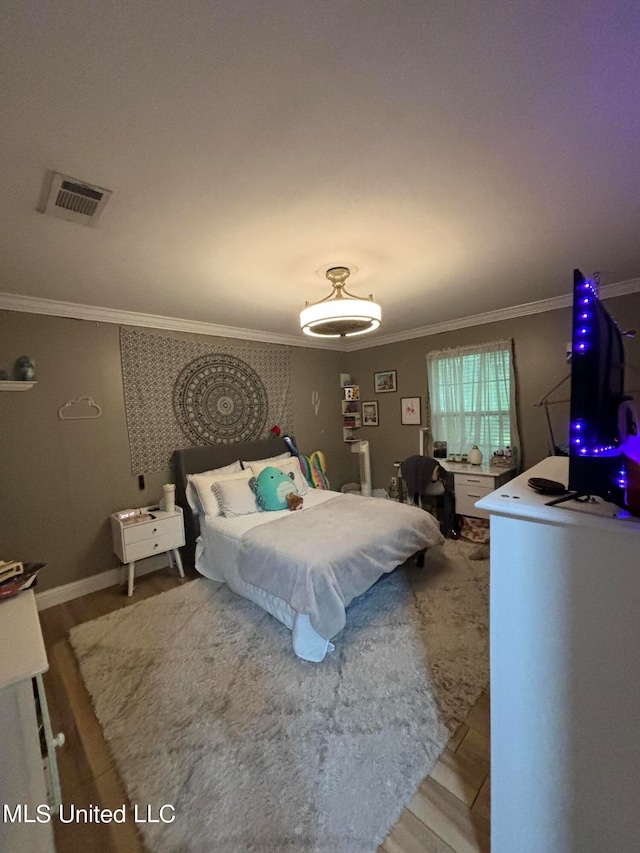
286 492 304 511
249 466 303 512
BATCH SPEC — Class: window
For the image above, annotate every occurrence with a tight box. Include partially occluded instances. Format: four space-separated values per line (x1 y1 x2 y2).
426 340 520 460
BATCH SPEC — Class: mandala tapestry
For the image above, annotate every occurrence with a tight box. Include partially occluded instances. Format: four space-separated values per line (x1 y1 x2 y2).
173 353 267 445
120 327 293 474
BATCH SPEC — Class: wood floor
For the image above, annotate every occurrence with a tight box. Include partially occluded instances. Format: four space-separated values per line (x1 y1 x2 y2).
39 565 491 853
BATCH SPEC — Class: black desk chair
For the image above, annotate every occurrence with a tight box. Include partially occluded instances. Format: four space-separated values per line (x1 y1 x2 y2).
399 455 456 537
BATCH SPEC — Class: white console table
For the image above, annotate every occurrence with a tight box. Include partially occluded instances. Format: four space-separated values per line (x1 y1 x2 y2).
0 590 61 852
477 457 640 853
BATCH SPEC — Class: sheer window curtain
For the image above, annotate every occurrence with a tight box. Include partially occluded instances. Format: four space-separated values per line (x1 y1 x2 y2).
426 340 520 463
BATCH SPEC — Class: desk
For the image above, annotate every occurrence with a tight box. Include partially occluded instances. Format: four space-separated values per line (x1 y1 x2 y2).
438 460 516 519
0 591 60 852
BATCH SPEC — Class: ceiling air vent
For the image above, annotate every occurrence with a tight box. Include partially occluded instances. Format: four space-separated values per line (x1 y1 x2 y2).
41 171 112 227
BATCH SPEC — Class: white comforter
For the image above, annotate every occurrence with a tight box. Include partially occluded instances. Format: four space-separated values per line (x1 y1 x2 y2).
238 494 443 640
192 490 442 661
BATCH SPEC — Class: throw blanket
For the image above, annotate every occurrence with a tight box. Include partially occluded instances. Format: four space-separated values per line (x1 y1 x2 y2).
238 495 444 640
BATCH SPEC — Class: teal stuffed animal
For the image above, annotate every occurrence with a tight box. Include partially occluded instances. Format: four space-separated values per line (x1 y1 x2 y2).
249 466 299 511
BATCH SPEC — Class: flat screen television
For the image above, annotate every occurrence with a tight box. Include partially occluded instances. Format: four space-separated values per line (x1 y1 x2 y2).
567 269 628 506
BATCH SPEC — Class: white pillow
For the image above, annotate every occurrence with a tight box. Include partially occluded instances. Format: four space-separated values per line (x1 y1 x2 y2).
241 451 290 470
212 460 242 475
212 478 261 518
187 468 249 518
248 457 309 495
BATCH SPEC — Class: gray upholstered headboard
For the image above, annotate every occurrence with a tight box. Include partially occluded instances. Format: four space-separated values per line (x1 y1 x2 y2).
172 436 294 567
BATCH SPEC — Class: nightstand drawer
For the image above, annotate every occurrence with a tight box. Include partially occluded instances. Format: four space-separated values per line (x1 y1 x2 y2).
123 530 184 563
122 514 183 546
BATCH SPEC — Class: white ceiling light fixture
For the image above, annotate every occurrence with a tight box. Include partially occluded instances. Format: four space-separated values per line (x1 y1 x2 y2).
300 266 382 338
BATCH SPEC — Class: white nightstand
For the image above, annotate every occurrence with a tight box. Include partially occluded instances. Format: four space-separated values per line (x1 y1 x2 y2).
110 507 185 596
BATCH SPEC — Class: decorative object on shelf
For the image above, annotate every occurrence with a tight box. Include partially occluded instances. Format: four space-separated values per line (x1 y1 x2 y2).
269 424 282 438
343 385 359 401
0 369 7 380
16 355 35 381
58 396 102 420
469 445 483 465
401 397 422 425
300 266 381 338
374 370 397 393
362 401 379 426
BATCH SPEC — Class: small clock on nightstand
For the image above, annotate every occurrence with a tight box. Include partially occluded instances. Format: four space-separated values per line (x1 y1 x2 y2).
110 506 185 596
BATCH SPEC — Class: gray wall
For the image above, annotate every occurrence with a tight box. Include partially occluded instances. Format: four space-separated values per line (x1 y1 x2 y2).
345 292 640 493
0 312 350 591
2 291 638 593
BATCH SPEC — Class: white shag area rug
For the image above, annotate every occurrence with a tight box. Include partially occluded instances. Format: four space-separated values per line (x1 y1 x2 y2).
69 540 489 853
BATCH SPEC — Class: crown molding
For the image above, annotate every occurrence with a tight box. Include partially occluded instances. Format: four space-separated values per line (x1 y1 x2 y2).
344 277 640 351
1 277 639 353
0 292 341 350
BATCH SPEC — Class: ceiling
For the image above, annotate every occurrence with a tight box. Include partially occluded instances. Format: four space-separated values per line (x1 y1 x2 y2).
2 1 640 348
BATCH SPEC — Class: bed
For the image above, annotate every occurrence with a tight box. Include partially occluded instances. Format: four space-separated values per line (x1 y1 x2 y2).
173 437 443 661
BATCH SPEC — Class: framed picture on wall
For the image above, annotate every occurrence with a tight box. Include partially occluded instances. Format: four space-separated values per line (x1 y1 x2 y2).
401 397 422 425
374 370 397 393
362 401 379 426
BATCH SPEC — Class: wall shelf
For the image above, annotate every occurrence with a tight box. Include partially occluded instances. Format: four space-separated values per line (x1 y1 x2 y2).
0 381 36 391
342 383 361 442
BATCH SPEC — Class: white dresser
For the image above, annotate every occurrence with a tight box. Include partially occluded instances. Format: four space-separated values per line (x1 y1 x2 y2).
0 591 59 853
439 460 517 519
111 507 185 596
477 457 640 853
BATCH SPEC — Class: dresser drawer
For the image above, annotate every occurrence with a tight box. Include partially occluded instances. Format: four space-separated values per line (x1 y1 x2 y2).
455 472 494 490
123 530 184 563
455 485 493 519
122 514 183 546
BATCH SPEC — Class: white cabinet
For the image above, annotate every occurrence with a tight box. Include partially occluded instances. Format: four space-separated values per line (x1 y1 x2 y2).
111 507 185 596
477 457 640 853
0 591 60 853
439 461 516 519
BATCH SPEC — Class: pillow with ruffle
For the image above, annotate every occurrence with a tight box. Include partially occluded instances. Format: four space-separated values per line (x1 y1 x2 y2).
186 468 249 518
212 476 261 518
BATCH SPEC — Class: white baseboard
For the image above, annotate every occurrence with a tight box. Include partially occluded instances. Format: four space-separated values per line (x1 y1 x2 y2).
35 561 161 611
